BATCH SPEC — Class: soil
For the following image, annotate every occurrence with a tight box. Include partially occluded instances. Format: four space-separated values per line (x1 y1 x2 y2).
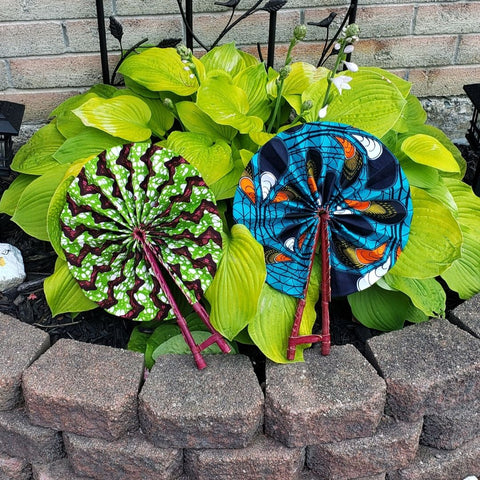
0 143 478 356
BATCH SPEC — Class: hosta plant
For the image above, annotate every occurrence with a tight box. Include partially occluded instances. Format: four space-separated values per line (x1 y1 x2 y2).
1 24 480 365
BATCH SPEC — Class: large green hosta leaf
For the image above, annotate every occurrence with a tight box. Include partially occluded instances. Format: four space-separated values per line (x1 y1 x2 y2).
11 122 64 174
0 174 37 215
389 187 462 278
200 42 250 77
401 134 460 173
205 224 266 340
176 101 237 142
248 258 320 363
166 131 233 185
234 63 271 121
12 164 70 241
44 257 97 316
73 96 151 142
441 178 480 298
196 72 264 134
348 284 428 331
303 69 407 138
384 274 446 317
118 47 204 96
53 129 124 165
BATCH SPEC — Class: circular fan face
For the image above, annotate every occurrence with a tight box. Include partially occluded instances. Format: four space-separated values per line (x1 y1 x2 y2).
60 143 223 322
233 122 413 298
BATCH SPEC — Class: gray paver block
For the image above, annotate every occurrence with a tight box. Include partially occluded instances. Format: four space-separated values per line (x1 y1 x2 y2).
366 318 480 421
265 345 386 447
307 416 422 480
0 453 31 480
449 293 480 338
184 434 305 480
302 472 386 480
32 459 93 480
0 408 64 463
22 339 144 440
421 397 480 450
64 431 183 480
0 313 50 410
386 436 480 480
139 354 264 449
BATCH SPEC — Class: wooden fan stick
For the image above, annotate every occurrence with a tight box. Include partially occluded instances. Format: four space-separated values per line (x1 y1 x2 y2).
287 210 331 360
134 229 230 369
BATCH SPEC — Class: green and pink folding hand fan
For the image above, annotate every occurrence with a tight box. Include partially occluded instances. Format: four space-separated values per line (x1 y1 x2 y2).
59 142 230 369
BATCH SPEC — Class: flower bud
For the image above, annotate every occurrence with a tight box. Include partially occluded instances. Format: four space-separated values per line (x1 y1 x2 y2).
176 44 192 61
163 98 174 110
302 100 313 111
344 23 360 38
279 65 291 80
294 24 307 41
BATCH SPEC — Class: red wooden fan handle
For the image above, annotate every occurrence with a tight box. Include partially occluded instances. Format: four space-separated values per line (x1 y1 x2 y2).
287 210 331 360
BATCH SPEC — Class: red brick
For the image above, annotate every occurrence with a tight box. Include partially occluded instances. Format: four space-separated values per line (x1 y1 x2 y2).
64 16 183 54
184 434 305 480
23 339 144 441
457 34 480 66
9 54 119 90
416 3 480 35
0 408 63 463
0 89 86 123
0 314 50 411
307 416 422 479
64 431 183 480
409 65 480 97
0 22 65 58
0 453 31 480
265 345 386 447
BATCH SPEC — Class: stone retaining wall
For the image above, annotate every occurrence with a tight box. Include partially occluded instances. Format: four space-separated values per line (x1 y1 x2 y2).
1 295 480 480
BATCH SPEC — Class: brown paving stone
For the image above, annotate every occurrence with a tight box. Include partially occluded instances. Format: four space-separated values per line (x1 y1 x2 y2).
139 354 263 449
184 434 305 480
386 436 480 480
0 453 31 480
307 416 422 480
366 318 480 421
448 293 480 339
32 459 92 480
421 397 480 450
0 408 63 463
64 431 183 480
0 314 50 410
265 345 386 447
22 339 144 440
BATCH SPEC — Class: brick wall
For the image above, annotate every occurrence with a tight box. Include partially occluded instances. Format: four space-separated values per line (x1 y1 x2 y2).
0 0 479 140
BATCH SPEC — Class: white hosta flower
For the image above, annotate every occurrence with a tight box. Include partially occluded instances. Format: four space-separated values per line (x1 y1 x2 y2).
318 105 328 119
331 75 352 94
344 44 355 54
342 60 358 72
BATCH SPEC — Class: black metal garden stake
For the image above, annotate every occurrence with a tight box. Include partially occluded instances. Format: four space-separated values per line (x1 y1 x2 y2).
95 0 110 84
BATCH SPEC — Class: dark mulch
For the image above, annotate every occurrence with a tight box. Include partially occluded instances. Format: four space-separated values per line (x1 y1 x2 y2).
0 143 479 355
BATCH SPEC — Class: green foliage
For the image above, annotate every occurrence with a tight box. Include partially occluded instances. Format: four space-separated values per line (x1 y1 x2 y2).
2 33 480 366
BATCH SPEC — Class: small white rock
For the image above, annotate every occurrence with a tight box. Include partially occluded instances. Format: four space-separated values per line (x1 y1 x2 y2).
0 243 26 292
463 476 479 480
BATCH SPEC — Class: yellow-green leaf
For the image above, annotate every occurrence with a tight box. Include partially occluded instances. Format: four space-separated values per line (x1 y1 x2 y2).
44 257 97 316
205 224 266 340
12 164 70 241
0 174 37 216
401 134 460 173
118 47 202 96
11 122 64 175
73 96 151 142
390 187 462 278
